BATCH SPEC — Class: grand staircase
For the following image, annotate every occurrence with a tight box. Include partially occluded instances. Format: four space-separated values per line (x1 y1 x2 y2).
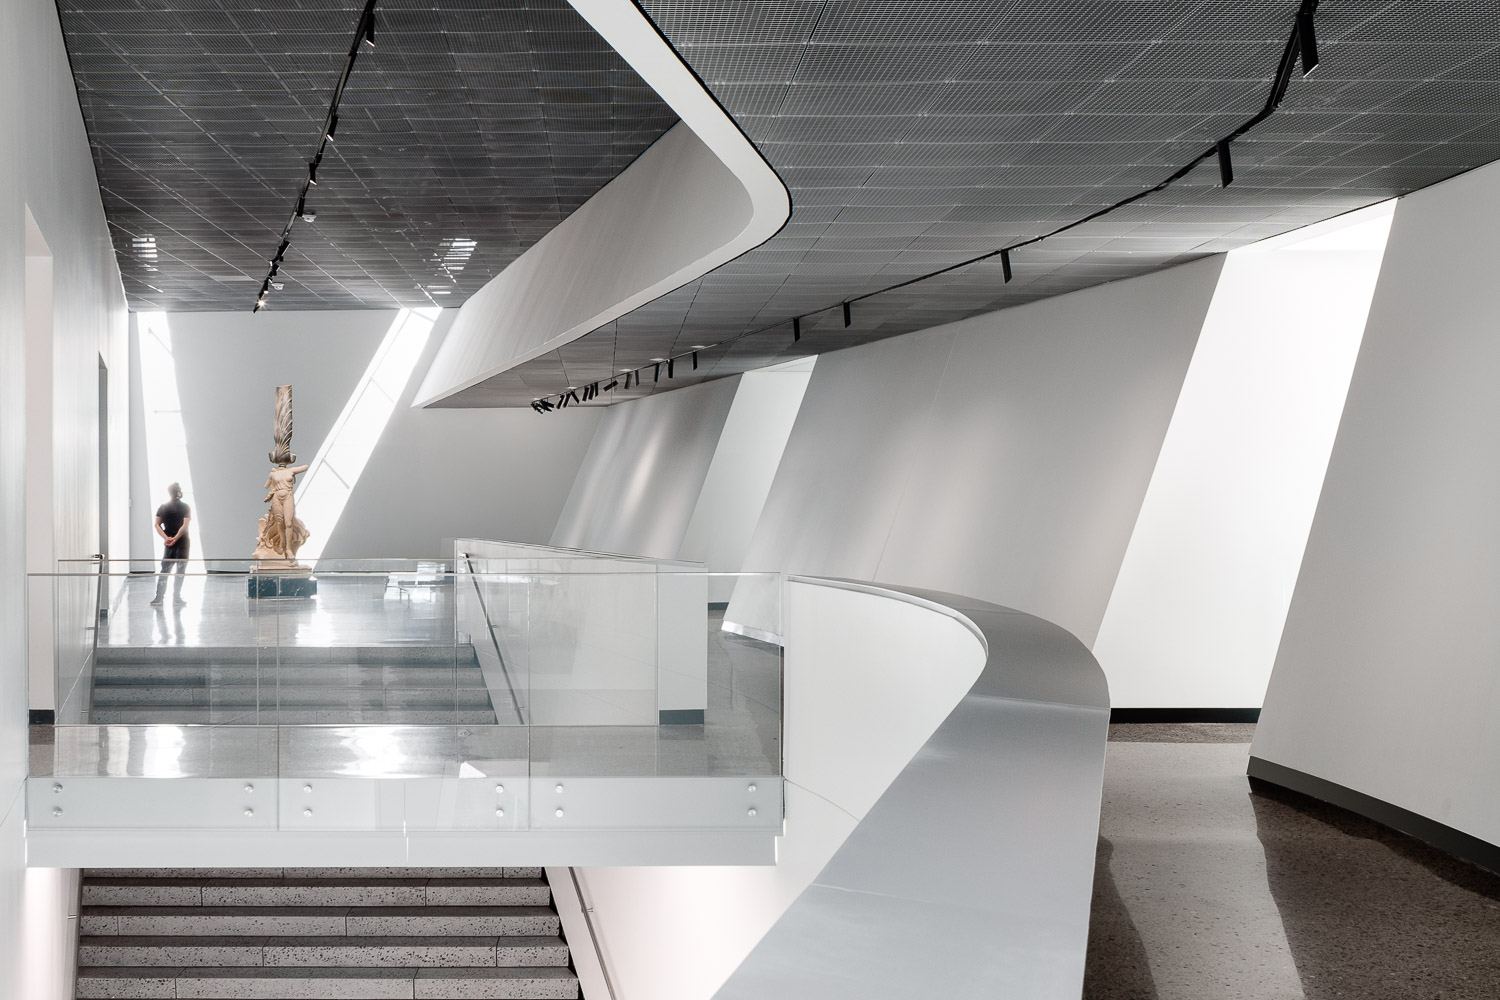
75 868 579 998
89 645 501 725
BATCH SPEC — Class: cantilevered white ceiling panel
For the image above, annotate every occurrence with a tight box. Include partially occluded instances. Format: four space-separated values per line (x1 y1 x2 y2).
413 0 789 408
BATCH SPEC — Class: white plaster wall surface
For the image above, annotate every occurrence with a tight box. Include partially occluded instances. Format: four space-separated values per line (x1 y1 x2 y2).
156 310 389 559
573 582 985 1000
1093 206 1392 708
1253 163 1500 846
730 257 1222 645
131 310 602 561
551 376 739 559
1 1 120 993
678 366 811 601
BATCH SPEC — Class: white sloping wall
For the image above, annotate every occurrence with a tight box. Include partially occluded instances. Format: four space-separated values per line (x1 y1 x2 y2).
130 310 603 561
727 257 1223 648
550 377 742 558
2 0 128 995
1252 160 1500 848
1092 204 1393 708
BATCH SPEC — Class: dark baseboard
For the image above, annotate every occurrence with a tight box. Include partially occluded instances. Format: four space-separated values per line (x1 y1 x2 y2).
707 602 729 611
659 709 705 725
1248 756 1500 877
1110 707 1261 723
29 709 55 725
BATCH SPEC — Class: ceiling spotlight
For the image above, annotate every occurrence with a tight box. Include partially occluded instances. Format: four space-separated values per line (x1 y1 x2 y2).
1001 249 1013 283
363 12 376 47
603 379 618 391
1297 9 1319 76
623 372 632 390
325 115 339 144
667 358 675 378
271 281 284 291
653 364 660 383
1217 139 1234 188
793 316 801 342
301 210 317 223
842 301 852 327
692 351 698 370
307 161 319 185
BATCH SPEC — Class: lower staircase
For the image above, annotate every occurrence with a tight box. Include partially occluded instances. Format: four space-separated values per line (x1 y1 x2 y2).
76 868 579 998
89 645 502 725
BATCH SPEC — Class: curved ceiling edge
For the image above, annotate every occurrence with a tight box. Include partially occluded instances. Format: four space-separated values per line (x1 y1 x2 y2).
411 0 790 408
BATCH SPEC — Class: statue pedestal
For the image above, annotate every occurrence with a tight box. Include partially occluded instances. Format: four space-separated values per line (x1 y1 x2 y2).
249 562 317 600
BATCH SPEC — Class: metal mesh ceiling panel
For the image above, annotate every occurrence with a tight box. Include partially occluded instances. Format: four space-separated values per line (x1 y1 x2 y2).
58 0 679 311
440 0 1500 407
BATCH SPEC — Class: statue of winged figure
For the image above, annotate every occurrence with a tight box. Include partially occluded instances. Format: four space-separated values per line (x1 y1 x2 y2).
252 384 311 564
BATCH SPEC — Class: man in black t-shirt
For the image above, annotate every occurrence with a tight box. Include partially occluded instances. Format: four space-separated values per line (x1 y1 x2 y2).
150 482 192 606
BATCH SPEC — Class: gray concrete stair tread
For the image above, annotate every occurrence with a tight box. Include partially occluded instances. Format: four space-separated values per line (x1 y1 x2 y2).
84 905 554 917
84 868 542 878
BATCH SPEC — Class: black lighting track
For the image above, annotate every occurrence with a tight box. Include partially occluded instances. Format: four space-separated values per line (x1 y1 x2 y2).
252 0 378 313
532 0 1323 413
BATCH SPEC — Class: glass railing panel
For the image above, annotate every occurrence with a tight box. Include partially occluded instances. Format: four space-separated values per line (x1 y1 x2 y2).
32 725 279 778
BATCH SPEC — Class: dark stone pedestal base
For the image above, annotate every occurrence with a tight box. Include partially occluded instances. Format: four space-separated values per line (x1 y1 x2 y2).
249 574 318 599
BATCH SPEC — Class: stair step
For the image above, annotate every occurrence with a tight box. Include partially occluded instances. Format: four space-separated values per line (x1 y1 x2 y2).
78 934 569 968
76 965 578 998
83 878 550 908
93 665 488 686
88 708 500 725
84 868 544 879
82 906 562 938
89 685 496 708
96 645 479 665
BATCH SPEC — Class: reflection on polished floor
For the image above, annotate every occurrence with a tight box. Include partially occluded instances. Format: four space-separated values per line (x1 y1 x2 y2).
35 610 781 779
1085 725 1500 1000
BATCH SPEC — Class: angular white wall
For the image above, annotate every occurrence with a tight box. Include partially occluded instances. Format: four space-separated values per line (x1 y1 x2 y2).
1253 160 1500 848
551 377 741 558
1092 205 1392 708
728 257 1223 647
130 310 603 560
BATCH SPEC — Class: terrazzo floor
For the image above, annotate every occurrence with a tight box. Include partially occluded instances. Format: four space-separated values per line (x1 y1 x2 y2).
1084 724 1500 1000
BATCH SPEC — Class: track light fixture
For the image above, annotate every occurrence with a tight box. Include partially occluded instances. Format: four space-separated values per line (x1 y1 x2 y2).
667 358 675 378
326 115 339 143
307 160 319 186
363 12 376 47
604 379 618 391
530 1 1327 411
1297 8 1319 76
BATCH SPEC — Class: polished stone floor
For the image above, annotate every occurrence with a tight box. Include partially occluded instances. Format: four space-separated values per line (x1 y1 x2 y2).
1084 725 1500 1000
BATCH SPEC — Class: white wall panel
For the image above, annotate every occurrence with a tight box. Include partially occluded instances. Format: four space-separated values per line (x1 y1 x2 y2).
1 1 121 992
1093 205 1392 708
1253 161 1500 847
131 310 602 561
678 365 812 578
729 257 1222 646
551 377 739 558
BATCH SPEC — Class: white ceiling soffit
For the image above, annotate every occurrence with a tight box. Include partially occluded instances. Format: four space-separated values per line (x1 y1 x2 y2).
411 0 789 408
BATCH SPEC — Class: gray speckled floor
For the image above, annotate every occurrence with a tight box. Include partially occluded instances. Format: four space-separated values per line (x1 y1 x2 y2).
1085 727 1500 1000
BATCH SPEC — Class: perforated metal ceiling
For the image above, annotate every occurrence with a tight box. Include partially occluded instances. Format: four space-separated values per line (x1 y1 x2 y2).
59 2 1500 404
58 0 679 310
437 0 1500 406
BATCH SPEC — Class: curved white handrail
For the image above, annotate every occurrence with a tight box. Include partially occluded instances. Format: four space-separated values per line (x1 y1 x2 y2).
715 578 1110 1000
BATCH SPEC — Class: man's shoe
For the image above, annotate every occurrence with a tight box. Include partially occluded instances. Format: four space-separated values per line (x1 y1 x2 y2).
149 597 163 606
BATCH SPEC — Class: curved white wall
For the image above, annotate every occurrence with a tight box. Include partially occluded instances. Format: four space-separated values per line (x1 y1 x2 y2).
570 581 989 1000
726 258 1222 646
1253 160 1500 849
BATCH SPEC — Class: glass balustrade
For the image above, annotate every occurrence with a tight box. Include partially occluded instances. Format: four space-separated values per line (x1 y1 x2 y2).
26 556 783 838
